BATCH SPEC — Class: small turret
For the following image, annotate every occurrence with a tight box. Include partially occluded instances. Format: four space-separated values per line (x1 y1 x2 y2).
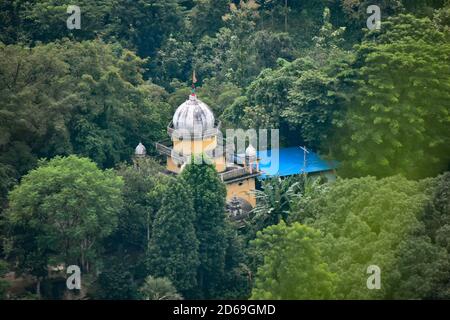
135 142 146 157
245 144 258 173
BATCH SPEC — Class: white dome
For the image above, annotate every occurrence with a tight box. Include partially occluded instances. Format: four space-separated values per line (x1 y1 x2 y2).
135 142 146 156
172 94 215 134
245 144 257 158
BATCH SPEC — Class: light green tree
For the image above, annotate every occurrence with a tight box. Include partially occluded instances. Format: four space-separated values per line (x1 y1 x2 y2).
389 172 450 299
333 14 450 179
248 175 320 239
139 276 182 300
251 221 336 299
4 155 123 296
296 175 428 299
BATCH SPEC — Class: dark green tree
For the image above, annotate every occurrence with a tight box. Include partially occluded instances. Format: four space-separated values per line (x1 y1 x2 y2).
152 37 194 87
95 256 139 300
240 8 352 149
181 159 228 298
401 0 447 16
387 232 449 299
415 172 450 298
1 0 185 62
0 163 17 212
381 173 450 299
0 40 169 172
189 0 230 40
0 42 71 177
112 159 166 253
148 178 200 296
0 259 10 299
194 77 242 118
106 0 185 58
241 58 298 136
16 0 113 43
213 227 253 299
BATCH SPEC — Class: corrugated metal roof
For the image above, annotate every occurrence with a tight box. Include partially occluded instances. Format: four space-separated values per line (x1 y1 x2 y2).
257 147 338 179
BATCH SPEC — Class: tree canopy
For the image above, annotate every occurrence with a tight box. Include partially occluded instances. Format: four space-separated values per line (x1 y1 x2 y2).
148 178 200 295
0 0 449 301
251 221 336 299
332 14 450 179
4 156 123 285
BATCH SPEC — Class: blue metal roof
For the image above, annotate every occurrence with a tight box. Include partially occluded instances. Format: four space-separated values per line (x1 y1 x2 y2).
257 147 338 179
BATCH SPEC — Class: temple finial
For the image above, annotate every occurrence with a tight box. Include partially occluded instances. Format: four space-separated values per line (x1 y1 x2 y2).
191 70 197 95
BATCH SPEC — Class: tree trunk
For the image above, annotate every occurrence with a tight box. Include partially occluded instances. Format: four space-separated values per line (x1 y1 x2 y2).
261 10 264 29
147 211 151 250
80 249 85 272
36 278 41 299
285 0 288 32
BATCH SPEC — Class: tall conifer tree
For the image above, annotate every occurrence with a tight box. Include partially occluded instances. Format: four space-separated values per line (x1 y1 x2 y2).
181 160 228 298
148 178 199 295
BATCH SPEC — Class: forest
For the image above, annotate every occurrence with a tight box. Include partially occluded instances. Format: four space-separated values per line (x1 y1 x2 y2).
0 0 449 300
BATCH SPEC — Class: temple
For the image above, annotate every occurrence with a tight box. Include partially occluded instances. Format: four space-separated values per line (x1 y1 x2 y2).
153 91 260 221
135 84 338 223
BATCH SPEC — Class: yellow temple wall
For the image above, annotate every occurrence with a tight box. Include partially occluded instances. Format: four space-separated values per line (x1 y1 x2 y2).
167 157 181 173
214 156 226 173
166 155 226 174
226 178 256 207
173 137 217 155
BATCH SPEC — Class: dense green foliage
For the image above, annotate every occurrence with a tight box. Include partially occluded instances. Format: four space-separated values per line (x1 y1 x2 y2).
251 222 336 299
332 14 450 178
0 260 9 299
3 156 123 297
5 156 123 269
0 40 169 180
112 159 166 252
248 175 314 237
0 0 449 300
303 176 427 299
148 178 200 295
260 174 450 299
139 276 182 300
180 161 229 298
94 256 139 300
